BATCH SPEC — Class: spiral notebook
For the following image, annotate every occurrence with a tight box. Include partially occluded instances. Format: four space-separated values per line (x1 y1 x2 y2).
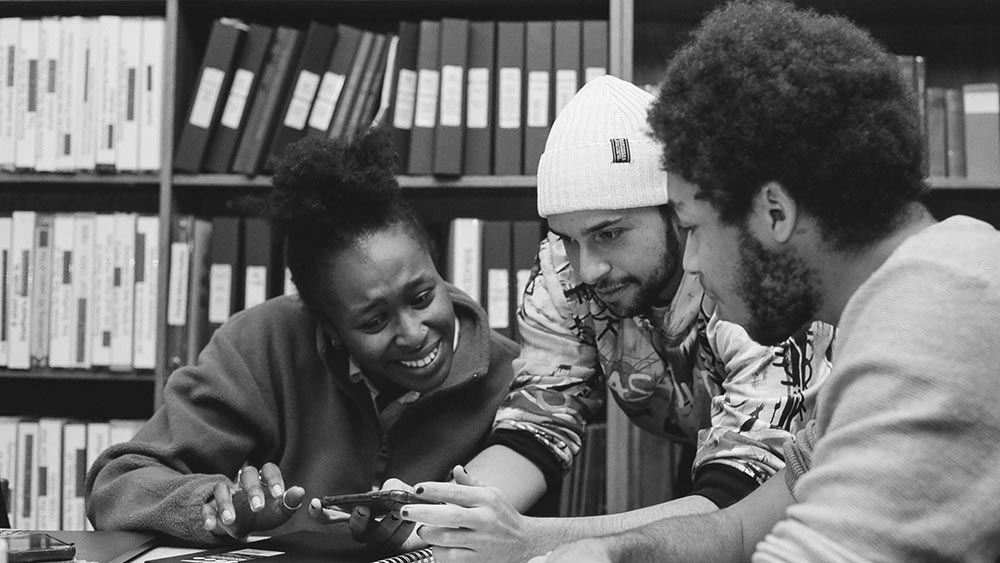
145 530 435 563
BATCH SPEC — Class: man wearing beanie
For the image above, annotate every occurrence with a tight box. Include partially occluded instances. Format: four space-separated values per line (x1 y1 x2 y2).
403 75 834 562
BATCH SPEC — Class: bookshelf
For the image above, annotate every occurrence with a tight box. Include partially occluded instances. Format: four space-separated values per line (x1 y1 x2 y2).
4 0 998 530
0 0 623 529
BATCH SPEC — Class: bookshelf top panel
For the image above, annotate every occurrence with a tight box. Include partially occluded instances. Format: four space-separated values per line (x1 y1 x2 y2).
635 0 1000 24
0 1 165 17
174 0 609 23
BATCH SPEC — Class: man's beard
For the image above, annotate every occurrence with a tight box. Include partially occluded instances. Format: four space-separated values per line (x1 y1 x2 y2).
595 229 679 318
737 227 820 346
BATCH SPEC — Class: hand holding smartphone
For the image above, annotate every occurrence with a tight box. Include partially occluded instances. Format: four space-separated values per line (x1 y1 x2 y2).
321 489 442 518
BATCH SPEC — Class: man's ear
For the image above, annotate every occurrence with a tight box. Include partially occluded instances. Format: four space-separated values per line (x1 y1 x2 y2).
749 181 798 244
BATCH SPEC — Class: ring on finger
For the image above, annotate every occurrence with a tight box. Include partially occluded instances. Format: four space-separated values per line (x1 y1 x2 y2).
281 490 302 511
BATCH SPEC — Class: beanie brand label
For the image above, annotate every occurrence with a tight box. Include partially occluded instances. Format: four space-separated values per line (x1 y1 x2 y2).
610 138 631 163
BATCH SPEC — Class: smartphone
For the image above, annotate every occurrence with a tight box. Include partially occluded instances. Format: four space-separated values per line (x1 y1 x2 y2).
3 532 77 563
321 489 442 517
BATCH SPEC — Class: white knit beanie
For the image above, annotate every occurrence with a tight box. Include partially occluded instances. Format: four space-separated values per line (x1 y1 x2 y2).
536 75 669 218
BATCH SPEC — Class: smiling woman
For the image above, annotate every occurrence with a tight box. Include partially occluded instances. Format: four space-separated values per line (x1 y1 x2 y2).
84 127 520 556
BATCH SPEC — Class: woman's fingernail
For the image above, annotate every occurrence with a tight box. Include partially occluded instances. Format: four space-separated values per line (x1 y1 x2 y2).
400 508 410 518
414 486 424 494
222 509 234 524
271 484 283 497
251 496 264 510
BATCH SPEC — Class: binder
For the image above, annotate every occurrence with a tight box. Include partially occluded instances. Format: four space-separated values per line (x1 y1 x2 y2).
0 18 19 170
242 217 278 310
90 214 116 367
231 25 304 175
29 213 54 369
204 23 275 173
60 421 88 531
174 18 249 173
133 215 160 370
305 24 363 139
463 21 495 175
447 218 482 302
14 419 39 529
35 418 64 530
138 17 165 172
388 21 420 173
432 18 470 176
493 21 525 176
369 33 399 129
203 217 242 351
553 20 581 119
326 30 378 142
94 16 122 170
116 17 144 172
55 16 83 172
944 88 966 178
83 421 110 530
72 212 96 368
110 212 137 371
0 216 11 367
48 214 77 369
267 21 338 167
14 18 39 171
185 217 214 366
35 17 61 173
75 18 99 171
523 21 553 176
344 32 391 142
582 20 608 84
481 220 512 338
407 20 441 175
166 215 194 371
925 87 947 178
962 83 1000 181
7 212 36 370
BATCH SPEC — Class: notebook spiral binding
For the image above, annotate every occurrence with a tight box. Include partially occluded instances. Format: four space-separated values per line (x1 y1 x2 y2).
374 547 436 563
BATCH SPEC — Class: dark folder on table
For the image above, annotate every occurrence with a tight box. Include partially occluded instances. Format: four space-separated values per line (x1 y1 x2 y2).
144 530 434 563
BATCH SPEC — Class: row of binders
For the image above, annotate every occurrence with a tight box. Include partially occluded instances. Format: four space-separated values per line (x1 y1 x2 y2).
0 212 160 372
164 216 547 369
163 215 293 372
0 17 165 174
896 55 1000 181
175 17 608 177
445 218 546 341
0 416 146 530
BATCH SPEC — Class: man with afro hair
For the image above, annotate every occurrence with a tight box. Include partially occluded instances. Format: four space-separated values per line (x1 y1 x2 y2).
530 1 1000 561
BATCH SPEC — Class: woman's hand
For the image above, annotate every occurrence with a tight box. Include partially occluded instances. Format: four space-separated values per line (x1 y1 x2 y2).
306 478 427 553
202 462 304 539
402 465 535 563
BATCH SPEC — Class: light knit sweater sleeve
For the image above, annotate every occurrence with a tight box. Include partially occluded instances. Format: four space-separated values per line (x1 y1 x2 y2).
754 223 1000 562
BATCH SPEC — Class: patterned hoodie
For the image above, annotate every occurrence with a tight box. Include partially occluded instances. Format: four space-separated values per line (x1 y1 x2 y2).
492 233 835 503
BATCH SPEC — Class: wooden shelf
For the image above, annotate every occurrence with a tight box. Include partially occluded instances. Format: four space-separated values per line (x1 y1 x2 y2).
0 368 156 382
0 173 161 186
927 177 1000 190
170 173 538 189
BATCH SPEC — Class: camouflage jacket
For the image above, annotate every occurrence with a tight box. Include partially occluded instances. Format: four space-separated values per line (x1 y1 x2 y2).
493 234 835 486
